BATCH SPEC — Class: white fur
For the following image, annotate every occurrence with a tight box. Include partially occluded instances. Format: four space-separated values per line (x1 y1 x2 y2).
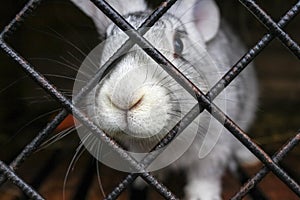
70 0 147 37
71 0 259 199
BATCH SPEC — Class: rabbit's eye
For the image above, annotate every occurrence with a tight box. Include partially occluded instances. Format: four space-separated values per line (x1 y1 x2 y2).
173 33 184 58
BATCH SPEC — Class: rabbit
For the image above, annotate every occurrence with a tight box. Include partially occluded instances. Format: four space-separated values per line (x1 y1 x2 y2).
70 0 259 199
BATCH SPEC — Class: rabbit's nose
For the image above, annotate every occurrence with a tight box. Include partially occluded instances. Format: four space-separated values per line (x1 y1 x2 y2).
107 93 145 111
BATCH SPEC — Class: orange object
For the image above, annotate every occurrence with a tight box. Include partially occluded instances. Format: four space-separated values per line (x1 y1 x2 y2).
55 114 76 133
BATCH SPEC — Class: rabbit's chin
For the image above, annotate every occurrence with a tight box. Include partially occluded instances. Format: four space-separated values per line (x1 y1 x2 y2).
106 130 168 153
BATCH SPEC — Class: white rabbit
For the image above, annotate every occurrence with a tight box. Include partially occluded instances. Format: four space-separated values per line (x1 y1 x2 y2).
71 0 259 199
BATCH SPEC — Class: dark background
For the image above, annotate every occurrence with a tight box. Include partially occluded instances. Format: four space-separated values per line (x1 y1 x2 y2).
0 0 299 199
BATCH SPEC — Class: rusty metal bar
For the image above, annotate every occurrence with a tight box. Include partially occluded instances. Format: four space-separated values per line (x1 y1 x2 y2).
0 36 178 200
239 0 300 59
105 104 199 200
90 0 300 197
0 0 178 196
0 0 43 40
232 132 300 199
106 2 300 198
0 0 181 195
0 0 299 199
0 0 178 176
0 161 44 200
208 1 300 100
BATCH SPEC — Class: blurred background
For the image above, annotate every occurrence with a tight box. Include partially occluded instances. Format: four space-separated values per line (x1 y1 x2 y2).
0 0 299 199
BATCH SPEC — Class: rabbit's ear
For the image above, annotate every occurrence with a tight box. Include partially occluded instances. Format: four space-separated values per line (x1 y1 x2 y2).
169 0 220 42
70 0 147 37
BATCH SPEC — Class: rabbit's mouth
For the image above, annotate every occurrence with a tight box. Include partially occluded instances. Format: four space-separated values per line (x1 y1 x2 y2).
93 83 178 140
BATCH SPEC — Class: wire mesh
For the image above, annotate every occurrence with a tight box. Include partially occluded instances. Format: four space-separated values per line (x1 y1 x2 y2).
0 0 299 199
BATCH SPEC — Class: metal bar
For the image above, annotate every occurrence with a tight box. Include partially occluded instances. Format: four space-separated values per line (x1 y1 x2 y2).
0 0 43 40
90 0 300 196
0 0 179 197
0 0 298 199
0 161 44 200
142 173 178 200
0 38 178 200
0 110 69 185
231 132 300 200
107 2 300 197
239 0 300 59
208 1 300 100
105 104 199 199
105 175 137 200
0 0 179 198
0 0 178 194
235 162 268 200
0 38 142 174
